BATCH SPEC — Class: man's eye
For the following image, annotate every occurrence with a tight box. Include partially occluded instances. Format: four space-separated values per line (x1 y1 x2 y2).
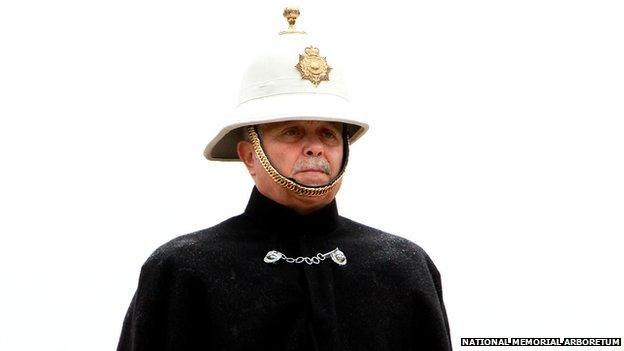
322 130 337 139
283 128 301 137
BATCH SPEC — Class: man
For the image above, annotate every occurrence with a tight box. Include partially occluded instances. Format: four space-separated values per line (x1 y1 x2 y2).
117 7 452 351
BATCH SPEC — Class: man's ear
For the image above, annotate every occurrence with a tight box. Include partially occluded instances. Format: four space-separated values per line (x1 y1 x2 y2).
236 140 256 176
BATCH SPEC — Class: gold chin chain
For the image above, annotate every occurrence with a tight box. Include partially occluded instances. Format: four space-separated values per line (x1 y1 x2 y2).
246 126 346 198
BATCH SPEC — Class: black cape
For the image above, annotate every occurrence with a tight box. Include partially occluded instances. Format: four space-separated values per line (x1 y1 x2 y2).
117 187 452 350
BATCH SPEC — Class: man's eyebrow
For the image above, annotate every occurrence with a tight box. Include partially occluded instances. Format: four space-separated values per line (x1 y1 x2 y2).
269 121 298 129
322 123 342 133
263 121 342 133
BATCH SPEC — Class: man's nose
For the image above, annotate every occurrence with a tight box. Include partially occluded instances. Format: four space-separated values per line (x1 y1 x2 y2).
303 137 324 157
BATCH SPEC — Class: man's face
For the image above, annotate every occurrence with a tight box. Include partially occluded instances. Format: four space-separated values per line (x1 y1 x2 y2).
258 120 343 186
236 120 345 213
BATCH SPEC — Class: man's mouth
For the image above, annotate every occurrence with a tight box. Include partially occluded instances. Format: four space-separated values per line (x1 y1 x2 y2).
301 169 324 173
296 168 328 175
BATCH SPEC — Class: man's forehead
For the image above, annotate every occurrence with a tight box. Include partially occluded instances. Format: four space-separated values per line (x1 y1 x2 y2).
258 120 342 131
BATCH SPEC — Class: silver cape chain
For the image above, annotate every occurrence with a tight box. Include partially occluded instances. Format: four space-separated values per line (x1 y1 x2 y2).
263 247 347 266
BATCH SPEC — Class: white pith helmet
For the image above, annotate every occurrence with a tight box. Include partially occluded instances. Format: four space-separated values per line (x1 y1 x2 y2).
203 7 369 161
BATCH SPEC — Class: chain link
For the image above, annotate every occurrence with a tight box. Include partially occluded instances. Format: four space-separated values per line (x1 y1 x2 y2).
282 250 332 265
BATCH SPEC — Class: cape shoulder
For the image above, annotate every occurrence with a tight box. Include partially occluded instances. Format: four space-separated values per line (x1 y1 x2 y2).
139 216 242 273
338 216 440 269
338 217 451 337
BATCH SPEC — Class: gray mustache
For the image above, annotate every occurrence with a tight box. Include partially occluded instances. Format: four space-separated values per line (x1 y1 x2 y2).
292 157 331 175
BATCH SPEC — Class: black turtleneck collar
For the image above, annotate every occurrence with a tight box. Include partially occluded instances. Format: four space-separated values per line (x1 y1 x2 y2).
242 186 341 238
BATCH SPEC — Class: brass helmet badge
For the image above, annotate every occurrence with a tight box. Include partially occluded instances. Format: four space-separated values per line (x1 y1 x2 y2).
296 46 332 87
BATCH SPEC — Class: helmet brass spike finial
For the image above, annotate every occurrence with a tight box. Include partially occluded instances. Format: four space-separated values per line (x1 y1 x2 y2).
279 6 306 35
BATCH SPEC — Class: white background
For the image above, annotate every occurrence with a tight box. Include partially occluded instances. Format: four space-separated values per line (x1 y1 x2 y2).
1 0 623 350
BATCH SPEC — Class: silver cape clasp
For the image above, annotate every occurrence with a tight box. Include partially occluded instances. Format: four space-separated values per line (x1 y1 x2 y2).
263 250 283 263
263 247 347 266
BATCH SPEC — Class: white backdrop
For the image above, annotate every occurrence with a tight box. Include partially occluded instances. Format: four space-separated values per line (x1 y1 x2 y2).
1 0 622 350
